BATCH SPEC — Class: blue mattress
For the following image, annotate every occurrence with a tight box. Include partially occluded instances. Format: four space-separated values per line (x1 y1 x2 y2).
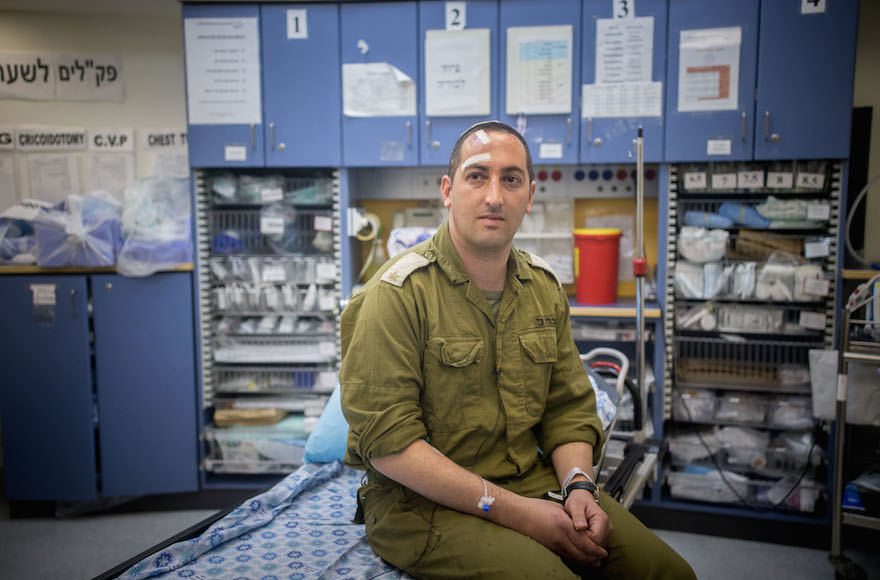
121 462 413 580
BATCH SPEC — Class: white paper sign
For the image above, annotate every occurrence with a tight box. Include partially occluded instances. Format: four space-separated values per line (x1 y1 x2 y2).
506 26 573 115
737 170 764 189
89 128 134 152
319 293 337 311
261 187 283 202
141 129 187 150
799 311 826 330
796 172 825 190
287 9 308 39
0 198 53 220
425 29 491 117
0 154 15 209
595 17 653 84
0 127 13 150
766 171 794 189
539 142 563 159
152 150 190 178
343 63 417 117
706 139 732 156
16 126 87 151
260 216 285 235
88 153 134 198
678 27 741 112
803 277 830 297
613 0 636 19
30 284 56 306
224 145 247 161
55 53 123 102
683 172 707 190
582 81 662 118
0 52 55 100
314 215 333 232
446 2 466 30
711 173 736 189
28 154 79 203
262 263 287 282
802 0 826 14
184 17 262 125
807 203 831 221
804 239 830 259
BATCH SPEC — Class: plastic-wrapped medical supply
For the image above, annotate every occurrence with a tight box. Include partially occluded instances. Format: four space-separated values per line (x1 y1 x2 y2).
794 263 825 301
716 304 784 333
682 211 734 228
674 262 705 298
668 429 719 465
755 253 798 301
732 262 757 299
718 202 771 228
117 177 192 277
678 227 729 263
387 227 438 258
715 392 768 424
211 173 238 203
715 426 769 471
756 196 808 221
261 202 299 254
676 304 716 331
33 192 122 267
0 219 36 264
768 396 813 429
673 389 717 422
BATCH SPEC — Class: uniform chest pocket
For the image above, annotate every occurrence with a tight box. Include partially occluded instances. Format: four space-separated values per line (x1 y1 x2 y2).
519 327 557 417
422 337 486 431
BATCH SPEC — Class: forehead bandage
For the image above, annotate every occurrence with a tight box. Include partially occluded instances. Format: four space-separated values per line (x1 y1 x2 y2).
461 152 491 172
472 129 491 145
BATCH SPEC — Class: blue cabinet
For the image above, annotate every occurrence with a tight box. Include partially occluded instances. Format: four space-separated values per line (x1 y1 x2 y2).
183 4 265 167
341 2 420 166
580 0 667 163
92 274 198 497
262 4 342 167
664 0 759 162
0 273 199 501
753 0 859 160
499 0 581 164
0 276 95 501
418 0 499 166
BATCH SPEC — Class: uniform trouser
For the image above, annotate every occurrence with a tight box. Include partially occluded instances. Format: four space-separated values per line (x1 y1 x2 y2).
358 462 696 580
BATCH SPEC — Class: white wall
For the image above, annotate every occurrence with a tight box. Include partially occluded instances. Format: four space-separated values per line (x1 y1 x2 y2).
853 0 880 263
0 9 186 207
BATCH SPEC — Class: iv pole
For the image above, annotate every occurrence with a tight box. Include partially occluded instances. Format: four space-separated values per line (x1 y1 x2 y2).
633 126 648 441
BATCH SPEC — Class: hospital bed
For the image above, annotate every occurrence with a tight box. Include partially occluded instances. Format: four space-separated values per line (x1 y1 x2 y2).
96 347 659 580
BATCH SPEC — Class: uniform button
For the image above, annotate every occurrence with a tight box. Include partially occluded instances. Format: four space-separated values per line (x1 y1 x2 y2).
424 251 434 260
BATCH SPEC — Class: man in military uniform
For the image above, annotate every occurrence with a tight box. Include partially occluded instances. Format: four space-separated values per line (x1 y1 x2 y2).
340 121 695 579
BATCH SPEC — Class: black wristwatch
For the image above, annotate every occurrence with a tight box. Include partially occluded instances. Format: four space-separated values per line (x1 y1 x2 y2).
563 480 600 505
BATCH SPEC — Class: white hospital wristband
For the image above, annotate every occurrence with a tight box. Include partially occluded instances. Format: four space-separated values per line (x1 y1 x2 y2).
561 467 594 492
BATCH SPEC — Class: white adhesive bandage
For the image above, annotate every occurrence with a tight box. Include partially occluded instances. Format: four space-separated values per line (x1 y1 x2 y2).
473 129 491 144
461 152 491 172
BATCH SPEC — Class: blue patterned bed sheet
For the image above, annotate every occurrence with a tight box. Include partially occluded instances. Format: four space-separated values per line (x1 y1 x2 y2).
122 462 414 580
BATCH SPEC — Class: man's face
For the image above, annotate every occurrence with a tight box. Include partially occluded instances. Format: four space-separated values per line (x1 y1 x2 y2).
440 131 536 258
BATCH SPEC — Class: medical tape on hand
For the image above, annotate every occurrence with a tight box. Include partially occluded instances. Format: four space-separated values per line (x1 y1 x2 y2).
461 152 490 172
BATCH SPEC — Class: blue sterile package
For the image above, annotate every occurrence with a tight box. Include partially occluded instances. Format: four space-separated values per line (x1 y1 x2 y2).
682 211 734 228
303 384 348 464
33 193 122 267
718 202 771 227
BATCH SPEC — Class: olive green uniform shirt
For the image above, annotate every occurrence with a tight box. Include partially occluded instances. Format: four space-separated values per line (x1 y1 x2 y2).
340 223 604 480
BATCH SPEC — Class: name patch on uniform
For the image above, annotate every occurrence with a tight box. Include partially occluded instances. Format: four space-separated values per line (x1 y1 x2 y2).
534 316 556 327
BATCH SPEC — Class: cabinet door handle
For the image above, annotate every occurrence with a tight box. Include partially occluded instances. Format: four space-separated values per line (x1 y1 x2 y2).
250 124 256 150
406 121 412 148
269 122 275 150
567 118 572 145
741 112 747 142
587 117 592 144
425 120 431 146
764 111 770 141
70 288 77 316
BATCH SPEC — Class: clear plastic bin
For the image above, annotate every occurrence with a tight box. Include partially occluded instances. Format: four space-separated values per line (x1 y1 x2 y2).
204 423 308 474
667 470 749 504
714 392 769 424
769 396 813 429
672 389 717 423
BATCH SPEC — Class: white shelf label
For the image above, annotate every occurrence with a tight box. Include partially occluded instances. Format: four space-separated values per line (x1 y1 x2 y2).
799 311 826 330
30 283 56 306
314 215 333 232
261 187 283 202
319 340 336 356
737 170 764 189
683 171 707 190
262 264 287 282
806 203 831 221
711 173 737 190
316 262 337 281
539 142 563 159
802 0 826 14
804 239 830 259
796 172 825 190
803 277 830 297
706 139 731 156
766 171 794 189
319 293 337 311
286 9 308 39
224 145 247 162
445 2 466 30
260 216 285 235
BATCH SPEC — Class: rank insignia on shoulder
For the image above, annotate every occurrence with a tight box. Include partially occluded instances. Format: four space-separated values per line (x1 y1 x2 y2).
380 252 431 287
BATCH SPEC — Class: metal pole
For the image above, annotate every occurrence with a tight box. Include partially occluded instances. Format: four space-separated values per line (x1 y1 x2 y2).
634 126 647 438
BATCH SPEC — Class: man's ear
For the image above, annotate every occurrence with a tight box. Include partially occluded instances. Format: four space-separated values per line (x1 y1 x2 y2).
526 180 536 213
441 175 453 208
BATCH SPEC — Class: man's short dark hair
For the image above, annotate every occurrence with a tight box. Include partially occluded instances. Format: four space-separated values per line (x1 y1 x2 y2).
447 121 534 186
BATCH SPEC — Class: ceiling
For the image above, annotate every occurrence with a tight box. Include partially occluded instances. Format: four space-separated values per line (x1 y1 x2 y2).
0 0 181 16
